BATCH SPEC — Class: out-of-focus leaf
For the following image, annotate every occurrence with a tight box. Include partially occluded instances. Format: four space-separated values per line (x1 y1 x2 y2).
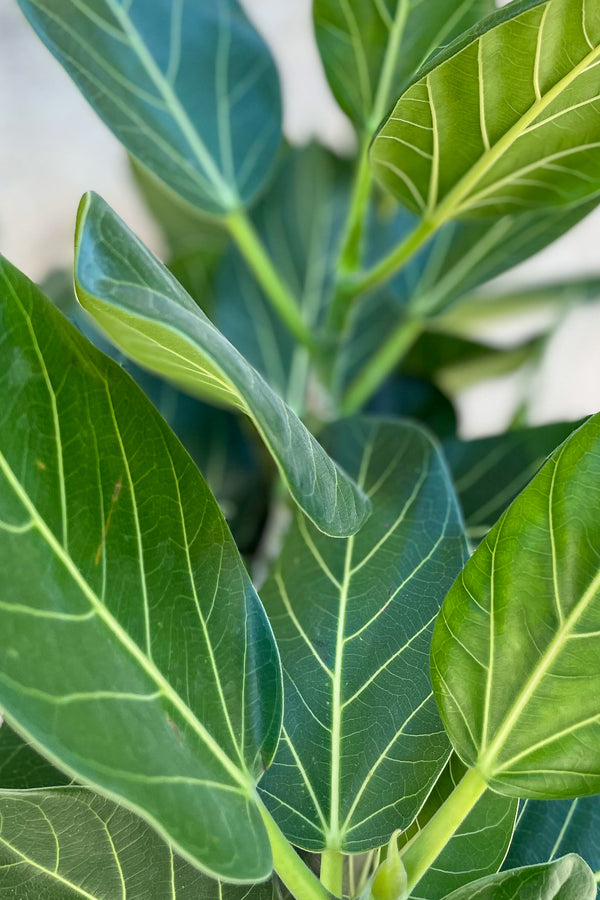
440 855 596 900
74 193 371 538
399 755 517 899
432 414 600 800
372 0 600 219
0 254 282 881
366 375 457 440
443 420 583 540
313 0 494 131
18 0 282 215
260 418 468 852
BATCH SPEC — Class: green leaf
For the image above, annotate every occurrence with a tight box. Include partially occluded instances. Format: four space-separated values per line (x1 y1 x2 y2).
505 797 600 896
17 0 282 215
0 254 282 881
371 0 600 222
0 722 70 790
441 855 597 900
313 0 494 132
366 375 457 441
215 144 351 403
400 755 517 899
260 418 468 851
432 413 600 799
74 192 370 538
443 420 583 541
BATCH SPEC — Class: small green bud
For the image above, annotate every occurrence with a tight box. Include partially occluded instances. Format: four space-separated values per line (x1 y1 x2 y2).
370 831 408 900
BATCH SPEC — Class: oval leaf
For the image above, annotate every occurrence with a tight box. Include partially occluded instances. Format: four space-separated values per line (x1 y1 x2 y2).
432 414 600 799
260 418 468 851
371 0 600 220
17 0 282 215
0 254 282 881
441 855 596 900
74 192 370 538
313 0 494 132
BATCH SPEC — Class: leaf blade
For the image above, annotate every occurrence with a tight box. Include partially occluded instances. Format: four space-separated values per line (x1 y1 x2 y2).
440 854 596 900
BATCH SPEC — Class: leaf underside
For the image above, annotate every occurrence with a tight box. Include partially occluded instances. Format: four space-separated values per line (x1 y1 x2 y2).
441 854 596 900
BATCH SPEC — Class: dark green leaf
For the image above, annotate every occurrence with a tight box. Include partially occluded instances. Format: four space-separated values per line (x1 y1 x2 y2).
0 722 70 791
313 0 494 132
432 414 600 799
0 254 282 881
372 0 600 220
74 192 371 538
215 144 351 401
441 855 596 900
443 420 583 540
505 797 600 896
17 0 282 214
399 755 517 899
260 418 468 851
366 375 457 441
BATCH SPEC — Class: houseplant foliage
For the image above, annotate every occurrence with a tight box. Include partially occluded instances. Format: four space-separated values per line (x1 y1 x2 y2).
2 0 600 896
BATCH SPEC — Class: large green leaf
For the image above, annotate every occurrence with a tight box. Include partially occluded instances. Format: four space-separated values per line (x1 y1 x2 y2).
441 855 596 900
0 254 282 881
443 420 582 541
0 725 280 899
74 192 370 538
17 0 282 215
399 755 517 899
432 414 600 799
371 0 600 221
260 418 468 851
215 144 351 404
505 797 600 896
313 0 494 132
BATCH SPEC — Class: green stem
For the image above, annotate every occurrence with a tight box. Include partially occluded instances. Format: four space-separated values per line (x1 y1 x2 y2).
339 139 374 276
341 317 425 415
260 804 331 900
400 768 488 896
226 209 315 351
350 218 437 300
320 850 344 897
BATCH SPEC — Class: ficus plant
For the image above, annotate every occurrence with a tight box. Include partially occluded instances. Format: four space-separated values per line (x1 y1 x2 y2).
3 0 600 897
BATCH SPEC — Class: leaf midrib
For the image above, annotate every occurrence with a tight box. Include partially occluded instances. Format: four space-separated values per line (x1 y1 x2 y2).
0 449 253 795
428 13 600 224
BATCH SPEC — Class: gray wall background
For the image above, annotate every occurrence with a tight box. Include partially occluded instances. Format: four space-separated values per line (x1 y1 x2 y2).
2 0 600 435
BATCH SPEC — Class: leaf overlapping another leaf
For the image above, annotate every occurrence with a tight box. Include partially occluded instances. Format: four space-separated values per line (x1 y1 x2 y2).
441 854 596 900
17 0 282 215
74 193 370 538
371 0 600 220
260 418 468 852
0 255 282 881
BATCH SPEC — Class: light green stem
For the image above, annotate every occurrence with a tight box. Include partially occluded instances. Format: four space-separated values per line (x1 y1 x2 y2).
226 209 315 351
320 850 344 897
339 139 373 275
260 804 331 900
351 218 437 300
400 768 488 896
341 317 425 415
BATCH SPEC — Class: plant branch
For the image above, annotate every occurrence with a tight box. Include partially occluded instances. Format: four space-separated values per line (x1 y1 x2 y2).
320 850 344 897
341 317 425 415
226 209 315 351
399 767 488 896
260 804 332 900
350 218 437 300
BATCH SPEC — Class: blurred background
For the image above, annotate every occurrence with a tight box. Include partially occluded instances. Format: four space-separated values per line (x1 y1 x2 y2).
2 0 600 437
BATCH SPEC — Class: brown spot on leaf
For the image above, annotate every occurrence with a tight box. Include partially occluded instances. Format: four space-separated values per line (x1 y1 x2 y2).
35 460 46 470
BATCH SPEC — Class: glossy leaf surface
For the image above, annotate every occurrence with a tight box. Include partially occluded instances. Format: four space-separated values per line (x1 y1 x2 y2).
75 193 370 538
17 0 282 215
260 418 468 851
372 0 600 220
0 255 282 881
401 755 517 899
432 414 600 798
441 855 596 900
505 797 600 896
313 0 494 131
443 420 581 540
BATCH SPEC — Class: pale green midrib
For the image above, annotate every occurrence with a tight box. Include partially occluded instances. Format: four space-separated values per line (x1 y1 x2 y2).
370 0 410 130
105 0 238 207
0 832 99 900
478 558 600 776
85 802 127 900
427 32 600 225
0 450 253 795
